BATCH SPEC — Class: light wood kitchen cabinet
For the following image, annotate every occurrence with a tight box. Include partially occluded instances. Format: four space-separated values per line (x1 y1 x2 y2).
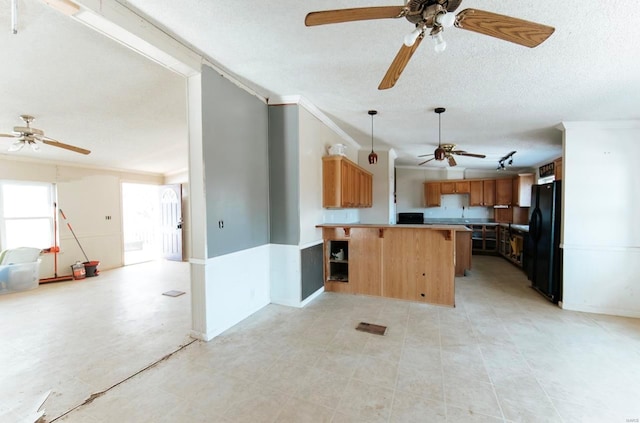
495 178 513 206
469 180 484 206
471 224 498 253
483 180 496 206
322 156 372 208
441 181 470 195
424 182 441 207
319 224 460 307
381 227 455 306
554 157 563 180
512 173 534 207
494 207 513 223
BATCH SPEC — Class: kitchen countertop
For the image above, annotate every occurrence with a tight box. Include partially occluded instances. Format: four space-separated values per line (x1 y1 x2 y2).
317 223 472 231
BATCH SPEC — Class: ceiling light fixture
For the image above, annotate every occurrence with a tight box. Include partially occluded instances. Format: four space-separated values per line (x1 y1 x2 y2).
497 151 516 171
431 30 447 53
403 26 423 47
434 107 446 160
368 110 378 165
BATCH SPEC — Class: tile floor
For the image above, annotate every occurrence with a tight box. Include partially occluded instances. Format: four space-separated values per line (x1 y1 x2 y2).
2 256 640 422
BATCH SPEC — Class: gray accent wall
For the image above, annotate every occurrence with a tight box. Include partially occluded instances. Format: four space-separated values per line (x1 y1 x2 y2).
201 66 269 258
301 243 323 300
268 105 300 245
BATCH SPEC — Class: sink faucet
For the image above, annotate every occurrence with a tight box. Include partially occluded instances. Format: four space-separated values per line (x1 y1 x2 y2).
461 206 465 219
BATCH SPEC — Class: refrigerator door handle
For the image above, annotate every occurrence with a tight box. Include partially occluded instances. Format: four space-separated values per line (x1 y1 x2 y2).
529 208 538 241
533 209 543 243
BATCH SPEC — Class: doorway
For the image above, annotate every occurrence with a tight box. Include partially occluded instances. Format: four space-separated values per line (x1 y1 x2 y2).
122 183 161 265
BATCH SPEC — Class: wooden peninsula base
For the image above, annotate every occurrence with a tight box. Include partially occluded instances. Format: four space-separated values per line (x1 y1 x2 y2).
317 224 472 307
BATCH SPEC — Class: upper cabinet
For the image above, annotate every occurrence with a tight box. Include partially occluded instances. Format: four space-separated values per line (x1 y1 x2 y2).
424 182 441 207
512 173 534 207
469 180 484 206
440 181 470 195
323 156 372 208
554 157 563 181
495 178 513 206
483 179 496 206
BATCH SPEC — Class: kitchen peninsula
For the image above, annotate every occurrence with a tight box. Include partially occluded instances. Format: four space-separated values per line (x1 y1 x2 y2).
316 224 472 307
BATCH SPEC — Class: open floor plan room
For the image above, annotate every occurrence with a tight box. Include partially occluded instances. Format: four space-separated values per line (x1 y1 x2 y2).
1 256 639 422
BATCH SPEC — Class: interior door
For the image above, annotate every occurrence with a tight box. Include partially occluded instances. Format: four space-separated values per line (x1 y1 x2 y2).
160 184 182 261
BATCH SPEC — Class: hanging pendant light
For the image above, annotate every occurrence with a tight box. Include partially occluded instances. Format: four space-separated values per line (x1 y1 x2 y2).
368 110 378 164
434 107 446 161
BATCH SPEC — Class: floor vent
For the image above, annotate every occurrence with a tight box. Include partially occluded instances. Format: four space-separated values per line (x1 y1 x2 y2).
356 322 387 336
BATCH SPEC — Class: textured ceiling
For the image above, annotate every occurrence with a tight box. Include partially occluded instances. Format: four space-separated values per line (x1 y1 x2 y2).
2 0 640 174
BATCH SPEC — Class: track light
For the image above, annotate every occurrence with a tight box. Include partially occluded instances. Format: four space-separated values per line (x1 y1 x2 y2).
404 26 422 47
497 151 516 170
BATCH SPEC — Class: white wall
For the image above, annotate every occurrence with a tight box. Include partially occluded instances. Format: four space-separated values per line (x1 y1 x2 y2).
561 121 640 317
0 156 163 278
357 149 395 224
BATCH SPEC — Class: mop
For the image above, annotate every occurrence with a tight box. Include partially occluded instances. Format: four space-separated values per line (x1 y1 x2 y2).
59 208 100 277
39 202 74 283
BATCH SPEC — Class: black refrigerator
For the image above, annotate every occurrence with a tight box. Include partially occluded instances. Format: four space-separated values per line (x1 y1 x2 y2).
527 181 562 303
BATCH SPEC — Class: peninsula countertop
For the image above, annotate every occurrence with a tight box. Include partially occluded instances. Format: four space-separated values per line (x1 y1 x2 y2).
316 223 472 231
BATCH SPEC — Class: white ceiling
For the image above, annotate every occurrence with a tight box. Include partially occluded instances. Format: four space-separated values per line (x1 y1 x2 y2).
2 0 640 174
0 0 187 175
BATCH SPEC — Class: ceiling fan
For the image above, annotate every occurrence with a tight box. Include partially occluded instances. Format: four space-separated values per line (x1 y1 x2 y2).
305 0 555 89
418 107 485 167
0 115 90 155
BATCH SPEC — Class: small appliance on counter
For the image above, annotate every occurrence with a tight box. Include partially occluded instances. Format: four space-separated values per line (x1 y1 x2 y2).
397 212 424 224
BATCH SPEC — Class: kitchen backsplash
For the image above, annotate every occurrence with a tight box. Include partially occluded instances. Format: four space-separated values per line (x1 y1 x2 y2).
399 193 494 220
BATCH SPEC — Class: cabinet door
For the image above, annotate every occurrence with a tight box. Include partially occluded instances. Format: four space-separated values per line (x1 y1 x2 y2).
469 181 484 206
483 180 496 206
455 181 470 194
424 182 441 207
322 158 340 208
513 174 534 207
495 178 513 206
440 181 456 194
415 229 455 306
349 229 381 296
382 229 418 301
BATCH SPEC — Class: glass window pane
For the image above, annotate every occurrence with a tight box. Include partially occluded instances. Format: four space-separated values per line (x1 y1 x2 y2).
5 219 52 249
2 184 52 217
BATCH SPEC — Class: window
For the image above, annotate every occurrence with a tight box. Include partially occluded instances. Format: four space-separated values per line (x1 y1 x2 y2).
0 181 55 250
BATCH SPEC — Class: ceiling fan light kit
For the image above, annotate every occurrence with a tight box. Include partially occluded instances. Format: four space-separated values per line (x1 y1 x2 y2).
0 115 91 155
368 110 378 165
305 0 555 89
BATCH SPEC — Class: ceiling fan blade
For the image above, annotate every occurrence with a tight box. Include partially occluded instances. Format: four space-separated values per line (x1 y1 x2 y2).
305 6 405 26
448 156 457 167
455 8 555 48
417 153 435 158
42 138 91 155
452 151 486 158
418 157 436 166
0 133 18 138
379 36 424 90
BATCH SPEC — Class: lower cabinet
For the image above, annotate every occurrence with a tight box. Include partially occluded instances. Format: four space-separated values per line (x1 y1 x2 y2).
321 226 456 306
498 226 527 268
470 225 498 253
